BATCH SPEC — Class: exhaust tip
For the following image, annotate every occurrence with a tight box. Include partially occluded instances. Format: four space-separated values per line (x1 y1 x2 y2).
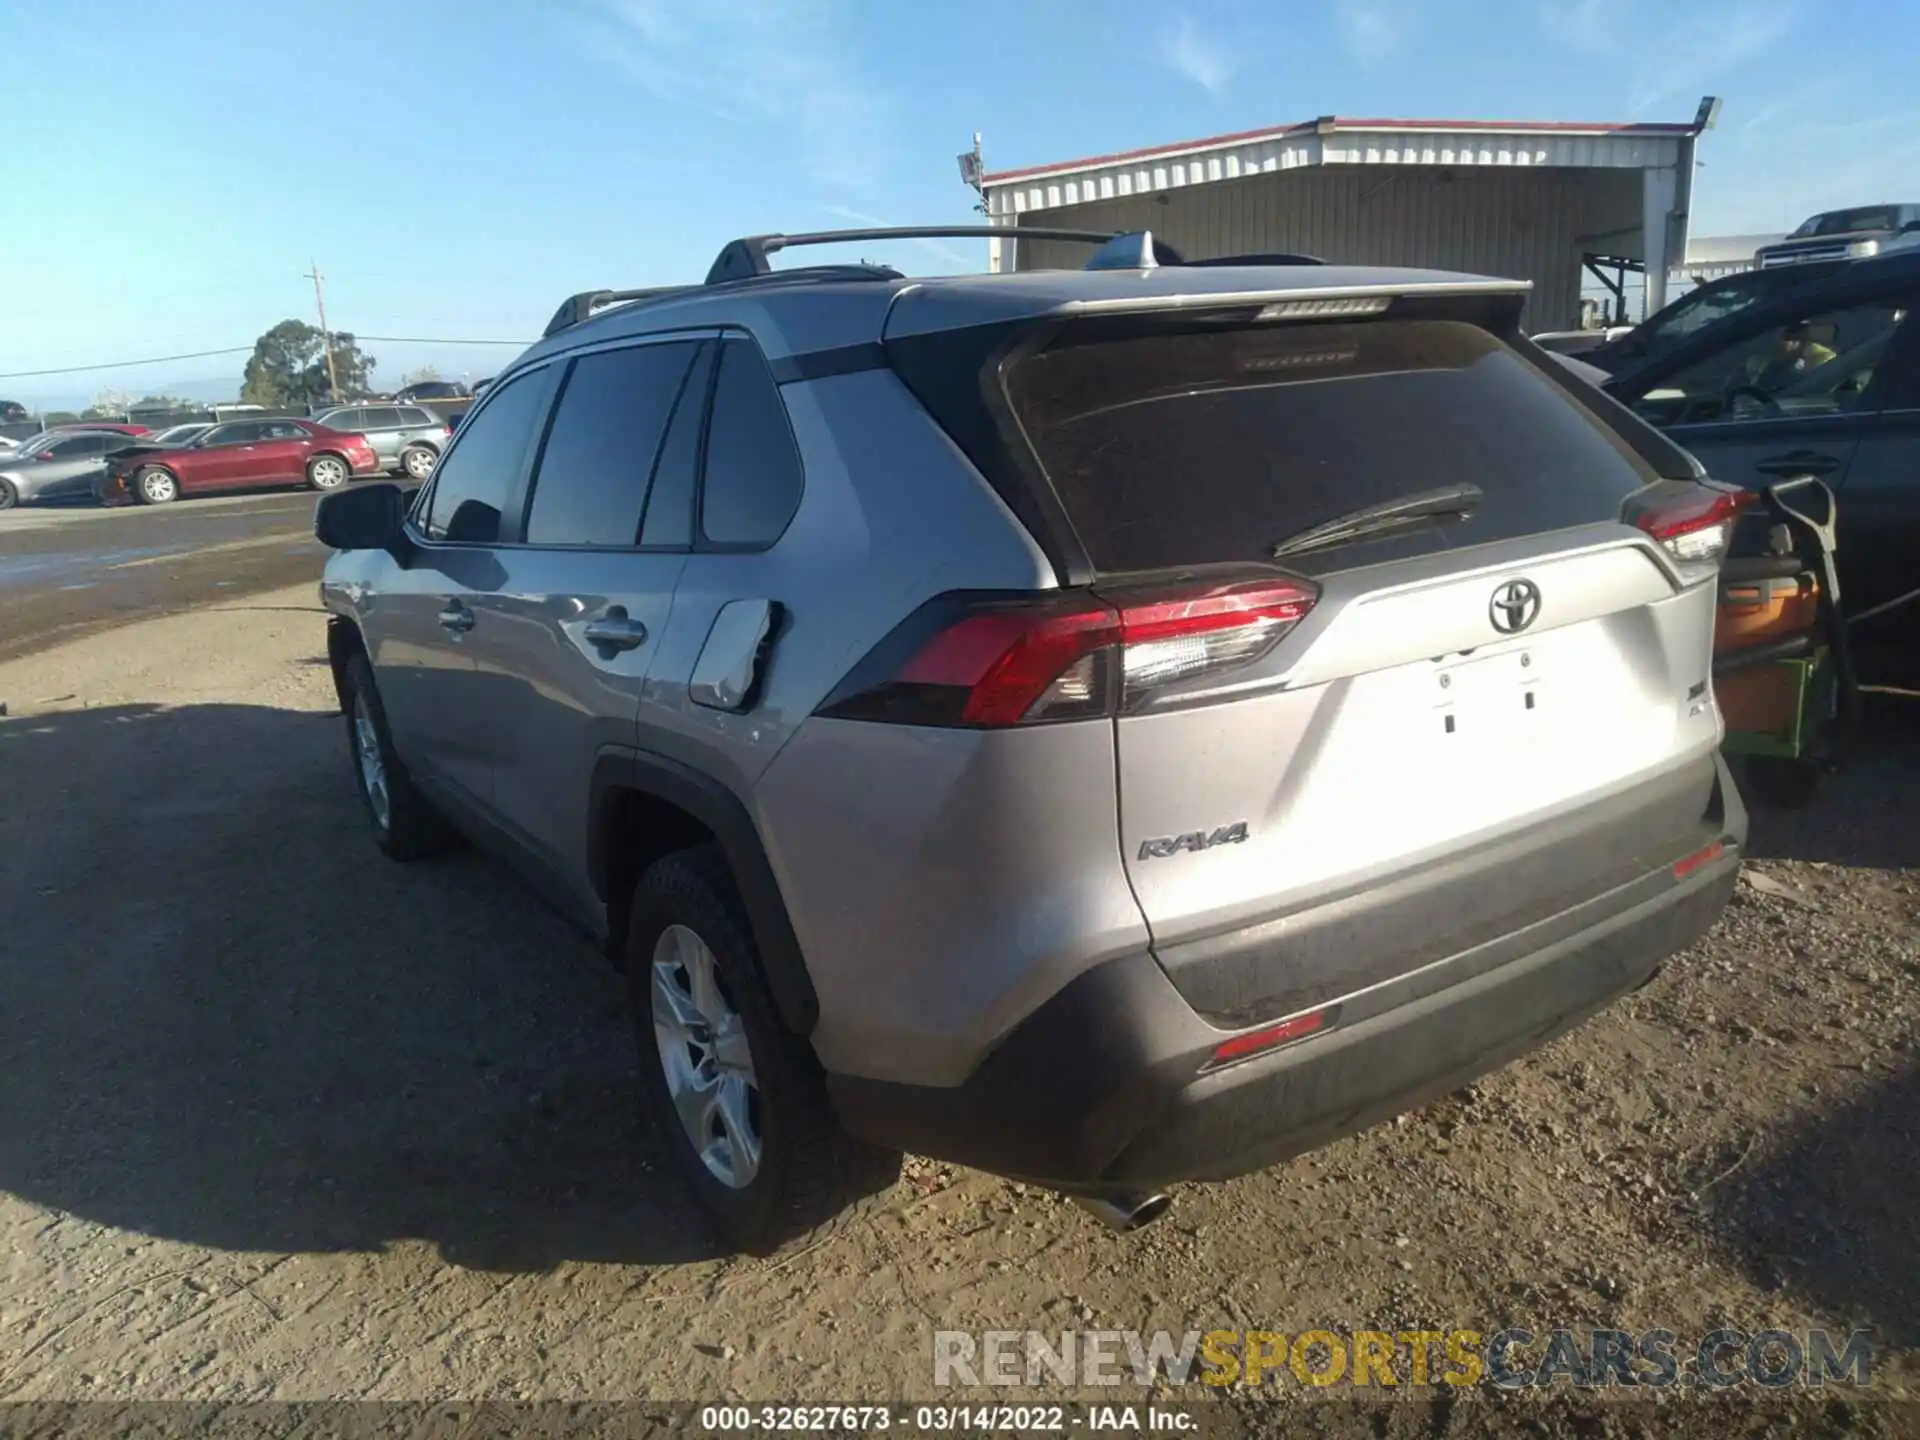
1067 1191 1173 1232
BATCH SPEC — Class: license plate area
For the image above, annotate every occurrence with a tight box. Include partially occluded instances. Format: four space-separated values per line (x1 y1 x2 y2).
1429 646 1544 747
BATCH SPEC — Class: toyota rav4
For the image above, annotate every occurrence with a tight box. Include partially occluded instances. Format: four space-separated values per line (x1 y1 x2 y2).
316 227 1745 1249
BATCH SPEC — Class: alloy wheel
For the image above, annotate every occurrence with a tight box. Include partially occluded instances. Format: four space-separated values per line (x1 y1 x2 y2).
650 923 762 1188
352 693 391 831
311 457 348 488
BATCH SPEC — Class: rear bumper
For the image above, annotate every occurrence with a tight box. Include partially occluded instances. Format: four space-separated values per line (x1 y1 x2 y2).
829 763 1744 1191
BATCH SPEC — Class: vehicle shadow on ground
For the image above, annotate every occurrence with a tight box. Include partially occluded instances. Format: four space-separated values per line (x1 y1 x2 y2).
1739 698 1920 871
1705 1061 1920 1351
0 700 767 1272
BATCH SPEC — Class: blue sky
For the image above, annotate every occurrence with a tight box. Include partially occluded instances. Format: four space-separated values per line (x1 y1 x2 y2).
2 0 1914 408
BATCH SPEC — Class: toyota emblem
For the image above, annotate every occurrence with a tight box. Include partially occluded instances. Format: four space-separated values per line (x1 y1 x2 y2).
1489 578 1541 635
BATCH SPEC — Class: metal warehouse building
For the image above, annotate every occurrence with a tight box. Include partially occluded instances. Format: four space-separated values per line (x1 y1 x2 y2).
978 101 1721 334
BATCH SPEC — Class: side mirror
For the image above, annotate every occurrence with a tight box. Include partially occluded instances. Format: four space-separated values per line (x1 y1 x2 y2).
316 481 410 559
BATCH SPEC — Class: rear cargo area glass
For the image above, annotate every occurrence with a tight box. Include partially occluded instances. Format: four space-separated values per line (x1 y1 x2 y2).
1006 318 1658 574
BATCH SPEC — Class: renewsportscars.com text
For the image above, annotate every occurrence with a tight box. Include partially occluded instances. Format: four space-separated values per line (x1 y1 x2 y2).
933 1327 1873 1390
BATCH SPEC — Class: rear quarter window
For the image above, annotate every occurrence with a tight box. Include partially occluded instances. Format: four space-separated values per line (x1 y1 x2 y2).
1006 318 1659 574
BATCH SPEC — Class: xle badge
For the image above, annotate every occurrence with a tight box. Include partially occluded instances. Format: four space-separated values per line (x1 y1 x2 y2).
1138 822 1250 861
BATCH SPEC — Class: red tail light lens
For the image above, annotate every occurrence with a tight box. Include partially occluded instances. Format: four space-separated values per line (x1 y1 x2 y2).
1627 483 1747 570
818 577 1318 729
897 601 1120 726
1205 1008 1330 1071
1672 839 1725 878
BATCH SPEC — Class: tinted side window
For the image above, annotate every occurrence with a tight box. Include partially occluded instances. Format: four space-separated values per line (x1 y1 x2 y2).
324 409 366 431
399 407 438 427
421 373 549 544
699 340 804 547
525 341 699 548
365 407 406 429
1630 301 1909 428
640 342 716 549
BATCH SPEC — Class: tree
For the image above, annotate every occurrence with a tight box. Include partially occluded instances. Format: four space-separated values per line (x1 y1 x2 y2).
240 320 378 407
401 364 441 387
133 394 196 412
83 386 132 420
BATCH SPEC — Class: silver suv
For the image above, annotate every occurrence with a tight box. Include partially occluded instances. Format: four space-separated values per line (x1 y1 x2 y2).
317 228 1746 1249
312 403 451 481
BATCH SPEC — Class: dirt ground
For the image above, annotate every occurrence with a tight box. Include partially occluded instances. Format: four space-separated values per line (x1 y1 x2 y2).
0 586 1915 1428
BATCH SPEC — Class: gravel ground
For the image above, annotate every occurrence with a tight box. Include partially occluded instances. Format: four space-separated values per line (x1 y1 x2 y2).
0 587 1914 1431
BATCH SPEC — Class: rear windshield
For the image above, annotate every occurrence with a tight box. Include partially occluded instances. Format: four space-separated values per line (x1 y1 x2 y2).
1005 318 1658 574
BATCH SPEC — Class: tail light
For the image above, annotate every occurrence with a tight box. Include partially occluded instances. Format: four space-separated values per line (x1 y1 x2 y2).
1627 482 1747 576
817 576 1318 728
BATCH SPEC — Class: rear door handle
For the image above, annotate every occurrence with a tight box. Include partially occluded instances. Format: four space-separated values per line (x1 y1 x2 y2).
582 609 648 652
438 602 475 634
1755 451 1841 477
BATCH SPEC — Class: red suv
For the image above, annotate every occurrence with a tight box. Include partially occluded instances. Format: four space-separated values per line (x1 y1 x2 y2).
99 417 380 505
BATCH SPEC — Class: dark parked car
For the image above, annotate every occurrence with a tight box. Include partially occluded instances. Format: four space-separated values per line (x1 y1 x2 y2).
1582 260 1853 379
393 380 470 403
1604 248 1920 637
98 417 380 505
0 400 28 423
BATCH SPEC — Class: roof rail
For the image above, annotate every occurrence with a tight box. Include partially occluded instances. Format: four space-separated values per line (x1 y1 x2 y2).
703 226 1185 284
542 287 690 339
1185 252 1325 267
540 231 1322 343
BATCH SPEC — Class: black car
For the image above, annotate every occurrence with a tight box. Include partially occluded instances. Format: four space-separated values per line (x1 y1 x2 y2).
1603 249 1920 646
1 400 28 424
393 380 469 403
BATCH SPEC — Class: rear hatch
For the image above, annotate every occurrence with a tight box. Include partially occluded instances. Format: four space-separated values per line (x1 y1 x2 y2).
890 282 1733 1025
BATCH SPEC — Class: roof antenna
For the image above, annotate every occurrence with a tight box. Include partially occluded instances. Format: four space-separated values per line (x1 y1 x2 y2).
1083 231 1161 271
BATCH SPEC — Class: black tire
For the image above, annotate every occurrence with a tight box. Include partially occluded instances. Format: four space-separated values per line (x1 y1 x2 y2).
0 478 16 511
133 465 179 505
338 650 460 860
306 453 351 491
1742 755 1824 809
400 445 438 481
627 845 898 1254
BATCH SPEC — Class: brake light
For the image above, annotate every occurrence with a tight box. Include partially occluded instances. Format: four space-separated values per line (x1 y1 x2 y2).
1628 483 1747 569
818 577 1318 728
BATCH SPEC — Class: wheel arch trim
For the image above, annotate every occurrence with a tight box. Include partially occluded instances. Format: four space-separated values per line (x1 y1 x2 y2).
589 748 821 1035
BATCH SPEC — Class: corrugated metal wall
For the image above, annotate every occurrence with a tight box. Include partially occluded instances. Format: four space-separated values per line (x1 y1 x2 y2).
1009 166 1642 333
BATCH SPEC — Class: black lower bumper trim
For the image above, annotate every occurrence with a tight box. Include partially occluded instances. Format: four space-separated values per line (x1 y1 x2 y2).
828 856 1738 1191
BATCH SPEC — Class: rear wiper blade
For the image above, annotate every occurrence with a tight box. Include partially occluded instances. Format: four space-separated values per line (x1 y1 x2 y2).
1270 483 1483 560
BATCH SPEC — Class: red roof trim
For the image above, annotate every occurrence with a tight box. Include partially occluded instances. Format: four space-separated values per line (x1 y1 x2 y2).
981 116 1695 185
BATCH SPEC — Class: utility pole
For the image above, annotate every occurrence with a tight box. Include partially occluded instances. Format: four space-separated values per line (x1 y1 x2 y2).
304 261 341 400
